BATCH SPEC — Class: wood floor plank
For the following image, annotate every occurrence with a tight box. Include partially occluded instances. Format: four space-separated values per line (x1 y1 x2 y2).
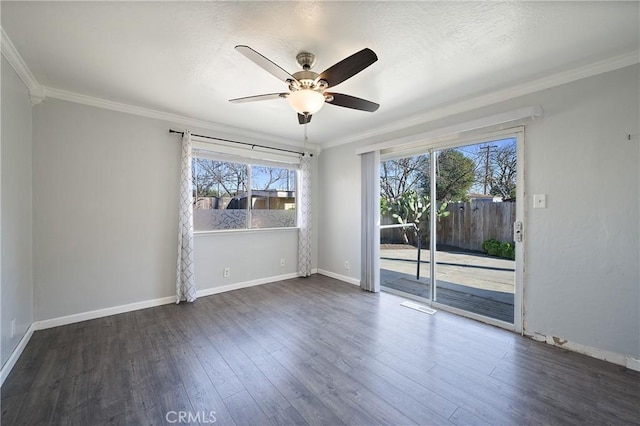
350 360 458 420
345 364 453 425
63 321 100 378
177 307 247 400
115 311 145 356
266 332 419 425
268 348 382 425
595 392 640 424
0 392 26 426
490 362 638 425
10 382 61 425
1 329 56 397
270 406 310 426
2 275 639 426
373 349 517 425
210 296 347 426
28 346 71 391
250 351 346 426
156 385 198 425
195 305 292 418
49 372 92 426
448 407 492 426
428 362 577 425
162 330 238 426
223 389 273 426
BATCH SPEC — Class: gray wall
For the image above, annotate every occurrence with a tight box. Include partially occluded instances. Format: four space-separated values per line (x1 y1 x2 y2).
317 64 640 359
32 98 317 321
1 57 34 366
522 65 639 358
318 141 362 282
32 99 180 320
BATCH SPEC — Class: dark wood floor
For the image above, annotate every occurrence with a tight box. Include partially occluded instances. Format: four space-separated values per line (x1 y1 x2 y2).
2 275 639 425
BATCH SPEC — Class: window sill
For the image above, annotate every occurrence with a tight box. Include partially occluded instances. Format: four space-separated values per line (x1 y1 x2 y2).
194 227 299 237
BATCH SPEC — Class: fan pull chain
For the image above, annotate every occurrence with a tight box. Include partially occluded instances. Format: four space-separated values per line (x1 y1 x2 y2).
304 120 308 144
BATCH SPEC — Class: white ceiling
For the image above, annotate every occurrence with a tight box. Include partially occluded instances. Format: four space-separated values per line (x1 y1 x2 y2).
2 1 639 148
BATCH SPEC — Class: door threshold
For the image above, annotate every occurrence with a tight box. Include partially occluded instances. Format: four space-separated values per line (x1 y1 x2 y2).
382 286 515 332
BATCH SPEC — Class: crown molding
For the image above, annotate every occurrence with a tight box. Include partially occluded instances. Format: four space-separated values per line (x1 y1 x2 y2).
322 50 640 149
29 86 46 105
1 27 46 105
43 86 310 149
355 105 541 155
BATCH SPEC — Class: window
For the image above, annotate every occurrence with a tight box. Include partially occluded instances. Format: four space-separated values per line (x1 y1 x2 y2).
250 166 297 229
192 157 297 232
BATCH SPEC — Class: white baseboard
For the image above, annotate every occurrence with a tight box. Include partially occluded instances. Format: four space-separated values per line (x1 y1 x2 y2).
35 272 304 330
527 331 640 372
626 357 640 372
317 269 361 286
196 272 300 297
34 295 177 330
1 323 35 386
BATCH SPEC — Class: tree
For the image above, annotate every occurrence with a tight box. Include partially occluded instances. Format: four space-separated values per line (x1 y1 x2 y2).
252 166 292 191
192 158 247 198
380 155 428 202
420 149 476 202
380 156 429 244
489 144 517 199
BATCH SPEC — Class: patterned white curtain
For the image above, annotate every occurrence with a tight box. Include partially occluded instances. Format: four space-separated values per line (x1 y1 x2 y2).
298 154 312 277
360 151 380 292
176 131 197 303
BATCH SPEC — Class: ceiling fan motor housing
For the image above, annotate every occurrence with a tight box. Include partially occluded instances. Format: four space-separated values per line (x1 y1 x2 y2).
296 52 316 70
290 69 327 92
290 52 328 93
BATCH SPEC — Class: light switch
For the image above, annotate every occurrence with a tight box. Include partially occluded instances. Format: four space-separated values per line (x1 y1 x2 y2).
533 194 546 209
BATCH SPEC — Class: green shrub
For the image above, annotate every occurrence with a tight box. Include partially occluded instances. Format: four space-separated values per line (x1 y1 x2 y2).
499 242 515 260
482 239 501 256
483 238 515 260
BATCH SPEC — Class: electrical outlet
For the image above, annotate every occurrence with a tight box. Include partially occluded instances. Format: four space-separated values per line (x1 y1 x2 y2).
280 258 286 267
344 261 350 270
11 319 16 338
223 267 230 278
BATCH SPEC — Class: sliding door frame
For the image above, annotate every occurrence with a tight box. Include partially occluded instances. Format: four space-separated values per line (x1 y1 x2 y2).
381 126 525 333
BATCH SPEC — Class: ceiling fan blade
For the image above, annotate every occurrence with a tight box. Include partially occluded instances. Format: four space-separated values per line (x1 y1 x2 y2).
318 48 378 88
297 113 312 125
229 93 288 103
235 45 298 83
325 93 379 112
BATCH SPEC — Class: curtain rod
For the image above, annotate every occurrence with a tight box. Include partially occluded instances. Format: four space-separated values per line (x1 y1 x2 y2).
169 129 312 157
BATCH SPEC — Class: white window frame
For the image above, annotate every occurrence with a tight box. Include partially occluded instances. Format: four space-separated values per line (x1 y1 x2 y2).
192 147 300 234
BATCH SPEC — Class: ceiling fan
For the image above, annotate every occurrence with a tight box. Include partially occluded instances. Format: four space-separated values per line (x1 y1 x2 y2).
229 45 379 124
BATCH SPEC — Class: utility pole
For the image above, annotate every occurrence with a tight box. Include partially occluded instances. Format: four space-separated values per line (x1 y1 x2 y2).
479 145 497 195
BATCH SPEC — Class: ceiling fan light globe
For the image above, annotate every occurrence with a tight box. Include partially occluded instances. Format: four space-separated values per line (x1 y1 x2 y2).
288 89 325 115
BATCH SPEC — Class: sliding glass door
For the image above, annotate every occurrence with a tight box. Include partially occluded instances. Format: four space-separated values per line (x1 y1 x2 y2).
380 153 432 300
380 131 523 329
432 138 517 324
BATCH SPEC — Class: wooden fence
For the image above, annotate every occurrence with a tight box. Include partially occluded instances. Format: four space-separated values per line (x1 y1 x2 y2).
437 201 515 251
381 201 516 252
